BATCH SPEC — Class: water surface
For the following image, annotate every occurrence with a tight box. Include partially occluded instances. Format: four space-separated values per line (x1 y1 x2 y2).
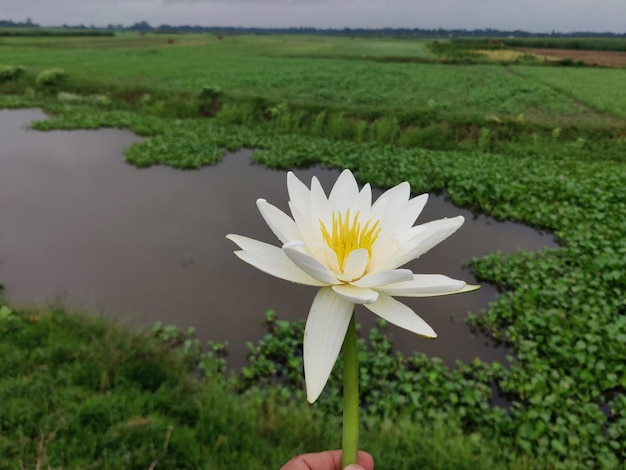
0 109 557 367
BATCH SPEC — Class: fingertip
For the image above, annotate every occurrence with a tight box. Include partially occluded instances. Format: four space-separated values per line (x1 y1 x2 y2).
357 450 375 470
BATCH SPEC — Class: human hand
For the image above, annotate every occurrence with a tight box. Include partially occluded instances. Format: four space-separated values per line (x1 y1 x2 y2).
280 450 374 470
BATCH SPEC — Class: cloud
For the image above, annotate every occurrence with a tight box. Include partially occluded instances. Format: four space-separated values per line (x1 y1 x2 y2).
162 0 341 3
4 0 625 32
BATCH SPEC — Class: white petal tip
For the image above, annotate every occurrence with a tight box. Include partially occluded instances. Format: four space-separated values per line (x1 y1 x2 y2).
332 284 378 304
439 215 462 227
460 284 481 294
306 394 319 404
283 240 304 249
305 380 324 403
417 324 437 339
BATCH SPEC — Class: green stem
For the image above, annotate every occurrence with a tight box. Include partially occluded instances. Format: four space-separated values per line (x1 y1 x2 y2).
341 312 359 469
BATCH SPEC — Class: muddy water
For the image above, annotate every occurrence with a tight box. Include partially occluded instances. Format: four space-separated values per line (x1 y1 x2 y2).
0 109 557 368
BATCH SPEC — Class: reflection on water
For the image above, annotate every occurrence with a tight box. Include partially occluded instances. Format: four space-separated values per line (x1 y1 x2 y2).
0 109 558 368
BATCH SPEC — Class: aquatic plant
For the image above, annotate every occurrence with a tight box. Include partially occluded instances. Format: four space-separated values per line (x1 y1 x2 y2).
35 68 67 87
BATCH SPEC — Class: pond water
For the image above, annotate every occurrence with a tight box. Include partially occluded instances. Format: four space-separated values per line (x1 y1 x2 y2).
0 109 558 368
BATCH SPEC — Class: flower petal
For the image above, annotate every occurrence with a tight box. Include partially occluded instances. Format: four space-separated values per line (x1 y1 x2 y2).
338 248 369 281
329 169 359 210
371 181 410 215
332 284 379 304
226 233 278 252
352 268 414 288
364 292 437 338
308 176 332 245
304 287 354 403
283 241 338 285
256 199 299 244
352 183 373 220
313 242 342 273
288 201 318 250
379 193 429 238
373 216 464 272
226 235 327 286
287 172 313 231
287 172 311 210
379 274 478 297
374 188 426 225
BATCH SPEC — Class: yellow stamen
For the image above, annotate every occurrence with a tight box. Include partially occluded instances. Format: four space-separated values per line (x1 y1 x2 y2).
319 209 381 272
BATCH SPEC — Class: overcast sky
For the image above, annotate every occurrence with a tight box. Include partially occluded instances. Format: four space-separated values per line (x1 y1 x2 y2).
1 0 624 33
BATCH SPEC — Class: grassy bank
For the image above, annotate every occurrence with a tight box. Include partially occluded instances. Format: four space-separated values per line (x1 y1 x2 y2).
0 304 528 469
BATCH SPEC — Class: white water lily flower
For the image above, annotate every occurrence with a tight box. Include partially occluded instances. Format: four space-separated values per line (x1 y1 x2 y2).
227 169 478 403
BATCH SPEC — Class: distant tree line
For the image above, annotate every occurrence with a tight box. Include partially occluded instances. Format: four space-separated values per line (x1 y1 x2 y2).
123 22 626 38
0 18 35 28
1 18 624 38
0 29 113 37
0 18 113 36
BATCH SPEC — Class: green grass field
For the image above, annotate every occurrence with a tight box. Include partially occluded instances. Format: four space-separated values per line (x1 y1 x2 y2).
0 306 535 469
1 32 625 468
1 33 622 123
513 66 626 117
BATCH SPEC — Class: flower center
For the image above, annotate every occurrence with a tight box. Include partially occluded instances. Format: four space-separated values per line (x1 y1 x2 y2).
319 209 381 272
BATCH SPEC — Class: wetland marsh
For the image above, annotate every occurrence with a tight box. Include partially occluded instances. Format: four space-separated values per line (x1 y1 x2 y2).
1 33 625 468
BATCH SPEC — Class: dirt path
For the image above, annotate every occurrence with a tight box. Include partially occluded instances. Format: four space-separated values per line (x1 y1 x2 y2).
521 48 626 67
